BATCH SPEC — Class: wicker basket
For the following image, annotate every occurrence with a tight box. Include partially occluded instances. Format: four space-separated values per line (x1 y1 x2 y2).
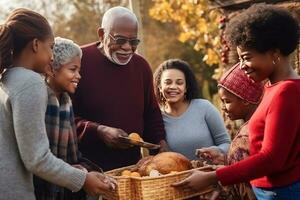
103 166 213 200
132 167 213 200
102 165 135 200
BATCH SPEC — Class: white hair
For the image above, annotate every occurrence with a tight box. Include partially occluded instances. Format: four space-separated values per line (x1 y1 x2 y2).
52 37 82 69
101 6 138 32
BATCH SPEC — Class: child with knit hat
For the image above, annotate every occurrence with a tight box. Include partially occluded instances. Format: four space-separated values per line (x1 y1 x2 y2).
173 4 300 199
197 63 263 200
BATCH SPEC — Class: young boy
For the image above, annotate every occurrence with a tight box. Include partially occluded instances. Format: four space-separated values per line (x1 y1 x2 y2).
34 37 116 200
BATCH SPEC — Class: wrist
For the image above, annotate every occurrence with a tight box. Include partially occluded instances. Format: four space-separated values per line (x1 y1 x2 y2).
208 171 218 185
216 153 226 164
97 125 107 139
159 140 167 145
223 154 227 164
83 172 91 188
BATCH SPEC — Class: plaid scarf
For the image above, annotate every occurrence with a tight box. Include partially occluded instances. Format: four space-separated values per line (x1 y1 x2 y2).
45 88 78 163
34 87 85 200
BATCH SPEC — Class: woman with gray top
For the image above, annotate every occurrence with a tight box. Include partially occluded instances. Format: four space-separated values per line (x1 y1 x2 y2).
0 9 115 200
154 59 230 160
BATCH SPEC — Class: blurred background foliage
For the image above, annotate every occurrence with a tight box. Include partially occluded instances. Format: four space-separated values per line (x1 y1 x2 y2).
149 0 221 66
0 0 221 101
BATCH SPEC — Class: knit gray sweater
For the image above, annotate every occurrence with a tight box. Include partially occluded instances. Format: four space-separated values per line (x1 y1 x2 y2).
163 99 231 160
0 68 86 200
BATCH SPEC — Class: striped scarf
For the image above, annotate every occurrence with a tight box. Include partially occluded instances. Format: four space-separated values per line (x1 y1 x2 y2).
34 87 85 200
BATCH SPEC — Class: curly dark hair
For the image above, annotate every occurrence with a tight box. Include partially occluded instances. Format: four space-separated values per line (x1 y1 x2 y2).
225 4 300 56
153 59 200 106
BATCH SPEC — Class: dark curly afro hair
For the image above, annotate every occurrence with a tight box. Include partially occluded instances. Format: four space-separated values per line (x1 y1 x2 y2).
225 4 300 56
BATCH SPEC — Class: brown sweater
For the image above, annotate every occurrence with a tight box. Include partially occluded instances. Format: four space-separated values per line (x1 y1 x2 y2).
72 42 166 171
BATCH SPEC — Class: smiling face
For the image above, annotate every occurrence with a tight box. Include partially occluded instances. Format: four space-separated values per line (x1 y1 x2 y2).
160 69 187 104
237 46 276 82
100 17 138 65
51 56 81 94
218 87 249 120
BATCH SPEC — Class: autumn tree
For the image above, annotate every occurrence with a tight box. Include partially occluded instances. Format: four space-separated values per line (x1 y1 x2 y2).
3 0 127 45
0 0 220 99
149 0 222 66
53 0 128 44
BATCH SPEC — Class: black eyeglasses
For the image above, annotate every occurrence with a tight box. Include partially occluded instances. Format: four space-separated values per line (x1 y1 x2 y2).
108 33 140 46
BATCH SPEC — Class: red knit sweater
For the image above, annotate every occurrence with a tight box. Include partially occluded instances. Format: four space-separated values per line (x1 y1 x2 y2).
217 79 300 188
72 42 165 171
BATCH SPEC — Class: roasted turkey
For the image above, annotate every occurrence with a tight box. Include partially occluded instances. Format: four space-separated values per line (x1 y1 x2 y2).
135 152 192 176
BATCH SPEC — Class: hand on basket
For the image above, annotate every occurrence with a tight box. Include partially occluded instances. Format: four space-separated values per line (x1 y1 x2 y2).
171 170 217 191
196 147 225 165
97 125 131 148
83 171 117 197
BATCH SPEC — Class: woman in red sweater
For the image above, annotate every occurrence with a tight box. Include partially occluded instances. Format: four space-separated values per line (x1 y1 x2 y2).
173 4 300 199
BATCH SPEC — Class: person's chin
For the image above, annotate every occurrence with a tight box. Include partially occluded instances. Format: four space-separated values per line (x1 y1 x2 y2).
117 58 131 65
166 98 180 104
112 53 132 65
118 60 130 65
65 87 75 94
246 72 260 82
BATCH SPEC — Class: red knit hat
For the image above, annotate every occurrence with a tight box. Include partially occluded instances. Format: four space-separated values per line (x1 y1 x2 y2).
218 63 264 104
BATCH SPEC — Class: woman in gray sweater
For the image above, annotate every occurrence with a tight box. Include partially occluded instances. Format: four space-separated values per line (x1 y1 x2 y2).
0 8 115 200
154 59 230 160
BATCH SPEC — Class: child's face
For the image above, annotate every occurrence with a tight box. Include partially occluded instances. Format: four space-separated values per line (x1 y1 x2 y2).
52 56 81 94
160 69 187 105
237 46 275 83
219 87 248 120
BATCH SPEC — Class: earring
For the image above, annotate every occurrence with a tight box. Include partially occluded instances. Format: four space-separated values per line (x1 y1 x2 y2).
159 92 165 102
272 60 276 65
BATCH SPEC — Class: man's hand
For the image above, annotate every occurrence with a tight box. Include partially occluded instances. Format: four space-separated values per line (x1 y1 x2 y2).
83 172 117 197
196 147 225 165
158 140 170 152
96 125 131 148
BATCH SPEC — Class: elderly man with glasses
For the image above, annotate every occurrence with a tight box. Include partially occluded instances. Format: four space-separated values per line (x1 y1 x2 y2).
72 6 168 172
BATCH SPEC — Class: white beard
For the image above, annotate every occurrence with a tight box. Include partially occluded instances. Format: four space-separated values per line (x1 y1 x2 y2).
111 51 132 65
103 45 132 66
